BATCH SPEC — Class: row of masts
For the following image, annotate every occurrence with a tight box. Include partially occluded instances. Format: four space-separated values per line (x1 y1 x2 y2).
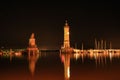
74 39 112 50
75 43 84 50
94 38 112 49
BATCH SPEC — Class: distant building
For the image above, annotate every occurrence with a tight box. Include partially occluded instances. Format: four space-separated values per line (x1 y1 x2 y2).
27 33 39 54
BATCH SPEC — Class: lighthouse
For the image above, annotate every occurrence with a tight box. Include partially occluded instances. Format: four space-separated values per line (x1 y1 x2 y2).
63 20 70 48
61 20 73 53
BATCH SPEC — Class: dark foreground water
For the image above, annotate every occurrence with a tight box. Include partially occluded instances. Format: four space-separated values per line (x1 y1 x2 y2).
0 51 120 80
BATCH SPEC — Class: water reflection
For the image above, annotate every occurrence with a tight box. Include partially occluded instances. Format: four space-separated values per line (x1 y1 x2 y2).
28 52 39 76
73 52 120 65
9 49 23 62
60 52 71 80
60 51 120 80
8 50 40 77
9 49 13 62
1 49 120 80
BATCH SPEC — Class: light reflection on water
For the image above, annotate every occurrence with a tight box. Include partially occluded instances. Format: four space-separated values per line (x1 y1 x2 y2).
0 51 120 80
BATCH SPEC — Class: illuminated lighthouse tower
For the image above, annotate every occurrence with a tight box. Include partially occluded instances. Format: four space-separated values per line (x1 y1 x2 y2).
64 20 70 48
61 20 73 53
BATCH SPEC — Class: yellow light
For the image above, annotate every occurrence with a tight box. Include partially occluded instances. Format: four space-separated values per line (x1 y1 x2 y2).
67 32 69 35
67 67 70 79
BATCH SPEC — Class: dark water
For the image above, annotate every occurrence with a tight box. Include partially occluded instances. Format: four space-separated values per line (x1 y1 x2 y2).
0 51 120 80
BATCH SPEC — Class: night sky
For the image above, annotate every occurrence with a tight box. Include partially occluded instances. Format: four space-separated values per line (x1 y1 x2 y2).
0 1 120 49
